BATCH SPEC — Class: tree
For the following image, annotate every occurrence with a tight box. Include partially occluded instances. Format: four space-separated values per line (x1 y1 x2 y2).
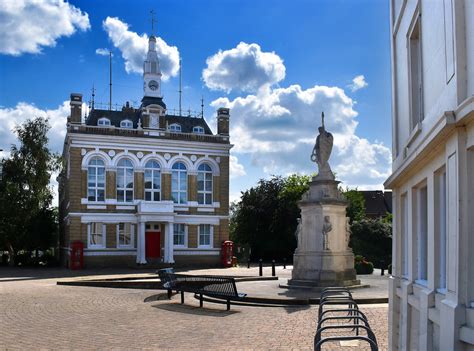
0 117 60 265
342 188 366 223
349 218 392 267
230 174 310 260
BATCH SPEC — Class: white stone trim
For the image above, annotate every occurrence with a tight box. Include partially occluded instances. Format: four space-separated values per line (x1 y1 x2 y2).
197 224 213 248
81 150 111 170
116 223 135 249
83 250 137 256
140 153 167 169
87 205 106 210
173 223 188 249
116 205 136 210
87 223 106 249
174 249 220 256
194 156 220 175
197 208 214 213
112 152 140 168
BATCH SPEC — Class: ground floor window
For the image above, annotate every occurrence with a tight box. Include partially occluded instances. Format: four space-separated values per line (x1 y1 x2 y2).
173 224 186 247
88 223 105 248
117 223 134 248
198 224 213 247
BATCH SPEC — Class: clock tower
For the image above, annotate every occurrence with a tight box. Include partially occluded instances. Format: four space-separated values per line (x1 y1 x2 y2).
143 35 162 98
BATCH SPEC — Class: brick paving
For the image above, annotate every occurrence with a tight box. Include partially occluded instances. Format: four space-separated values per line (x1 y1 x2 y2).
0 269 388 350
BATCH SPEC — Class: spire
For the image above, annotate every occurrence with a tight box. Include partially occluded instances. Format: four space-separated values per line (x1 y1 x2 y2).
143 12 162 99
150 10 157 37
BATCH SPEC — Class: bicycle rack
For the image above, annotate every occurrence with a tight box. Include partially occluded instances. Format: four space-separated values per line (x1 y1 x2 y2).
314 287 379 350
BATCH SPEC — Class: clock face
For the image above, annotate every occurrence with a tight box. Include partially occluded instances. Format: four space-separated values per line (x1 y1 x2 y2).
148 80 159 91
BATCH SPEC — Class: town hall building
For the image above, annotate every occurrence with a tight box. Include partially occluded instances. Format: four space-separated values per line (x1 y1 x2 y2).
58 34 232 267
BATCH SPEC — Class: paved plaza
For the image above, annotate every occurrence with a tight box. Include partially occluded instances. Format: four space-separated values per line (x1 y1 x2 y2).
0 267 388 350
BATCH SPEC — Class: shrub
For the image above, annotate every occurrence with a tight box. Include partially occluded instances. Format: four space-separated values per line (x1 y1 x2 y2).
354 256 374 274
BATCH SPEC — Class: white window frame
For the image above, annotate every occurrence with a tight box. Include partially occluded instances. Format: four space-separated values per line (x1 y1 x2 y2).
116 223 135 249
415 184 428 286
88 223 106 249
198 224 213 248
169 123 182 132
173 224 188 248
407 9 423 131
400 193 409 278
144 160 161 202
193 126 204 134
120 119 133 129
435 169 447 292
197 164 213 205
98 117 111 126
117 158 134 203
171 162 187 204
87 157 105 202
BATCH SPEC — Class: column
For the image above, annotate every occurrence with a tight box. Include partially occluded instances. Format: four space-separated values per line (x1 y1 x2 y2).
166 222 174 264
136 221 147 264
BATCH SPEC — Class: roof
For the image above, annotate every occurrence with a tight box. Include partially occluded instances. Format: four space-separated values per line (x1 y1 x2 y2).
85 107 214 135
361 190 392 218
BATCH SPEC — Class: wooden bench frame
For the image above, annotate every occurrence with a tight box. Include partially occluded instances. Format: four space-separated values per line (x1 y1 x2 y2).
157 268 246 311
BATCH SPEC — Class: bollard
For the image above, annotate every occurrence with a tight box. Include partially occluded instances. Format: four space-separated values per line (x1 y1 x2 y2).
283 258 287 269
381 260 385 276
247 258 250 269
259 259 263 276
271 260 276 276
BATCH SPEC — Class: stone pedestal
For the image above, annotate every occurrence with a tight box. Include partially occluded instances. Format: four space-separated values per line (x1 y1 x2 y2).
289 176 359 288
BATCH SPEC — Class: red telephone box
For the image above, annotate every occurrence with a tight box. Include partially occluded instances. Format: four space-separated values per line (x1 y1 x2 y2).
70 241 84 270
221 241 234 267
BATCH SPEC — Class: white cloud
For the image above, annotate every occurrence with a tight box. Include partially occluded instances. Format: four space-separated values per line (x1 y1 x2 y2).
349 75 368 92
95 48 110 56
0 0 90 56
203 42 286 93
102 17 180 80
229 155 246 179
212 84 391 189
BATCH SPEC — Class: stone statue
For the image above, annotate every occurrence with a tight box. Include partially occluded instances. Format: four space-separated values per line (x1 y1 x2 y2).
345 217 351 248
294 218 302 250
311 112 334 179
322 215 332 250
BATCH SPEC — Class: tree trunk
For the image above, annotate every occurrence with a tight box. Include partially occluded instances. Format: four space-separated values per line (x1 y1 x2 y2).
7 243 15 267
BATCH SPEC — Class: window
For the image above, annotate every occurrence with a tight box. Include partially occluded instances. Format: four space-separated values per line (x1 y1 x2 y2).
198 224 212 247
173 224 187 247
88 223 105 248
120 119 133 128
171 162 187 204
415 185 428 283
197 164 213 205
145 160 161 201
117 159 134 202
408 13 423 129
193 126 204 134
117 223 134 248
401 194 408 277
435 170 447 291
98 117 111 126
87 157 105 202
169 123 181 132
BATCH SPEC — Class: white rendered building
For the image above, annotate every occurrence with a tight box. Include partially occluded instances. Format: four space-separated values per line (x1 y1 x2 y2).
385 0 474 350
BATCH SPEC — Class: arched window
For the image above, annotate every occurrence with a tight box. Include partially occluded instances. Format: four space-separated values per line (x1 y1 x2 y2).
117 159 134 202
197 164 213 205
87 157 105 202
171 162 187 204
193 126 204 134
145 160 161 201
98 117 111 126
120 119 133 128
169 123 181 132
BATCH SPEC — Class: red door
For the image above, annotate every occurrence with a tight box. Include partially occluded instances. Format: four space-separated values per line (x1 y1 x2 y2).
145 231 161 258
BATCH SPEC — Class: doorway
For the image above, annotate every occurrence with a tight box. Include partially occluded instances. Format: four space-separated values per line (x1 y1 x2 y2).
145 223 161 259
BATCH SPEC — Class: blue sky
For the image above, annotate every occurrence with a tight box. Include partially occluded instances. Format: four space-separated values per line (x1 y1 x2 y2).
0 0 392 203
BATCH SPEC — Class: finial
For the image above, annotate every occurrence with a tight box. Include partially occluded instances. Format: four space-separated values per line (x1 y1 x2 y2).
201 96 204 118
321 111 325 129
137 118 142 129
150 10 157 36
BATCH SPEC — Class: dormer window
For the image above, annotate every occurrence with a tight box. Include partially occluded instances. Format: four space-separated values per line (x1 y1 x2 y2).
193 126 205 134
120 119 133 129
169 123 181 132
98 117 111 126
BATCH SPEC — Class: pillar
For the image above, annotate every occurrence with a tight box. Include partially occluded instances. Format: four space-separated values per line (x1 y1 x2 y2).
136 221 147 264
164 222 174 264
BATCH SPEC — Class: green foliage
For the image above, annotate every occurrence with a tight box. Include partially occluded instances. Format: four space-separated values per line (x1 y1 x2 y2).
0 117 60 265
354 259 374 274
342 187 366 223
230 174 310 260
349 218 392 268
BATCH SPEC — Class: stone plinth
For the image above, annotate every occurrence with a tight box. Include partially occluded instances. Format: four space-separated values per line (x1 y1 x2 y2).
289 176 359 288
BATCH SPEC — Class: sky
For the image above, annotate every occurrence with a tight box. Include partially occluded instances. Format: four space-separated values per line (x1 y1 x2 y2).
0 0 392 204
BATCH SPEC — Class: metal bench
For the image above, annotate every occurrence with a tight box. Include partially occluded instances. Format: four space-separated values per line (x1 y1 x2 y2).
157 269 246 311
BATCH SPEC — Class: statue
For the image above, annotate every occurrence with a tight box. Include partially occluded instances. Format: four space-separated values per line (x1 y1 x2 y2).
311 112 334 179
322 215 332 250
294 218 302 251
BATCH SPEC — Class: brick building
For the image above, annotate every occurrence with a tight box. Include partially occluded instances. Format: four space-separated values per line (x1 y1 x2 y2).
58 35 232 267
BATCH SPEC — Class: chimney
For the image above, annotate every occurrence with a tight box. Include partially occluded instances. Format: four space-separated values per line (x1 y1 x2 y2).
70 93 83 124
217 108 230 135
